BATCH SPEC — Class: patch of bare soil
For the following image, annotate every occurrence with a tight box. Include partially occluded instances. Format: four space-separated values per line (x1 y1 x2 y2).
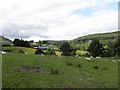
16 66 50 73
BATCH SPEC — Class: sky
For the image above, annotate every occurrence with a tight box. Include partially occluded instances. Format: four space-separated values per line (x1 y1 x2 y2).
0 0 118 41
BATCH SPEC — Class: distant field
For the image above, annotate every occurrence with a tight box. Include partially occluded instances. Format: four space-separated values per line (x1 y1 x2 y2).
76 50 89 56
2 53 118 88
2 46 36 54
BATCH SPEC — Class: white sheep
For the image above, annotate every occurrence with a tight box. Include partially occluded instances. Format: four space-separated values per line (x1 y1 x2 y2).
85 57 91 60
96 57 101 58
90 56 93 58
25 52 27 54
78 57 81 59
41 54 45 56
75 55 78 57
1 51 6 54
112 60 116 63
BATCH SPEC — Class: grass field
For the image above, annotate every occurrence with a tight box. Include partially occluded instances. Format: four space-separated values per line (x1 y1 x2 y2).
2 46 36 54
2 53 118 88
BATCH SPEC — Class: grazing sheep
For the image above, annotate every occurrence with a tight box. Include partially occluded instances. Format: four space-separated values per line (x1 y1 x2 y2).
78 57 81 59
25 52 27 54
96 57 101 58
41 54 45 56
112 60 116 63
90 56 93 58
85 57 91 60
1 51 6 54
75 55 78 57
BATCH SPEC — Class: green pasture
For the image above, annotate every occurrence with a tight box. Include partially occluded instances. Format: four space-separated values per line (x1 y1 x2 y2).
2 46 36 54
2 53 118 88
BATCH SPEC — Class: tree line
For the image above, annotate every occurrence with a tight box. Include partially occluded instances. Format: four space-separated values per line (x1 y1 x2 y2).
13 38 30 47
13 38 120 57
59 38 120 57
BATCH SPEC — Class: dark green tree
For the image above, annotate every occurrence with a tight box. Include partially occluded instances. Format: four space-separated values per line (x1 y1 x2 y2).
105 38 120 57
13 38 30 47
13 38 21 46
42 40 49 45
60 42 71 56
87 39 105 57
114 38 120 56
35 48 44 55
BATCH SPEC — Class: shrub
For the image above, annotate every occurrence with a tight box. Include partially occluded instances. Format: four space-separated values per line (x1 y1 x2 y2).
35 48 44 55
60 42 71 56
19 50 25 54
50 69 59 75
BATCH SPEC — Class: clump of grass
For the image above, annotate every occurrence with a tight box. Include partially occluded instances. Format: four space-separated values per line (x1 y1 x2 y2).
94 65 98 69
50 68 59 75
66 62 73 66
77 64 81 68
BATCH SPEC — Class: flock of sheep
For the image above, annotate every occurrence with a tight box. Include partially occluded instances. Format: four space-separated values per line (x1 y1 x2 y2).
76 55 119 63
1 51 119 63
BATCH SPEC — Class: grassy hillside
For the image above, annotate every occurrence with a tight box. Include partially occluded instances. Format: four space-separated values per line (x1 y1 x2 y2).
0 36 13 46
2 53 118 88
70 31 119 50
71 31 118 44
2 46 36 54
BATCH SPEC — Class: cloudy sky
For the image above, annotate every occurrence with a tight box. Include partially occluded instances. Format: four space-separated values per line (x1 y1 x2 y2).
0 0 118 41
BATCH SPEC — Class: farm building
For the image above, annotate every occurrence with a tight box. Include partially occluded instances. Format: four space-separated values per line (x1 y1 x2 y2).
34 46 49 50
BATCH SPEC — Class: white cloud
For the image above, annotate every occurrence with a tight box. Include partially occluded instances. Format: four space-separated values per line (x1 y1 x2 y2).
0 0 118 41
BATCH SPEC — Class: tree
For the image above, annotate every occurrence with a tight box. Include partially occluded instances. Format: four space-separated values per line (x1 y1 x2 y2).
114 39 120 56
105 39 120 57
69 46 77 56
109 39 120 57
13 38 21 46
38 40 42 46
60 42 71 56
13 38 30 47
42 40 49 45
87 39 105 57
35 48 44 55
46 48 56 55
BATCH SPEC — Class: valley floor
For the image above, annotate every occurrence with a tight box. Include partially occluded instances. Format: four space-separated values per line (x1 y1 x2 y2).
2 53 119 88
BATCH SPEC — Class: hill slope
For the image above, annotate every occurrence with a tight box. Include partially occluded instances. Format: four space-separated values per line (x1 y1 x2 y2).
70 31 119 50
0 36 13 45
71 31 119 44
